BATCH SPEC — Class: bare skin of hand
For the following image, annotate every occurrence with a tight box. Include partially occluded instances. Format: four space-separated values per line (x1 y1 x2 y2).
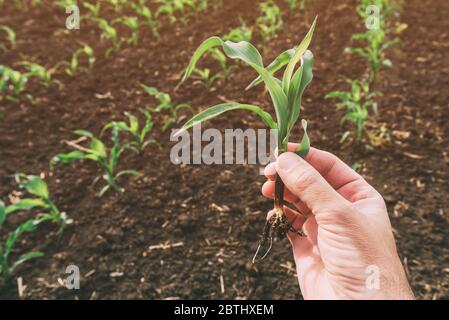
262 145 414 300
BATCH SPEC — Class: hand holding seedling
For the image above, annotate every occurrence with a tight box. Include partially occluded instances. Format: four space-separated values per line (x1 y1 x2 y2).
262 145 414 300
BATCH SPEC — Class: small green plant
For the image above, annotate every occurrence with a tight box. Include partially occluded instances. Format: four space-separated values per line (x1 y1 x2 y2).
131 0 160 37
0 25 16 51
256 0 283 43
177 18 317 261
192 67 226 89
56 43 95 76
102 110 160 153
107 0 127 12
114 16 140 46
0 202 43 283
0 65 29 101
141 83 193 130
51 128 141 197
83 1 101 19
223 22 253 43
96 18 120 56
13 174 71 229
345 28 397 84
17 61 52 84
325 79 378 142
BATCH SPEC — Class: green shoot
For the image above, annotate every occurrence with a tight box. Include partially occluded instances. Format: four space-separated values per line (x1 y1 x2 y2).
0 65 29 101
131 1 160 37
83 1 101 19
17 61 52 84
176 18 318 260
141 83 193 131
96 18 120 56
0 200 43 282
113 16 140 46
13 174 71 229
256 0 283 43
0 25 16 51
56 43 95 76
51 128 141 197
325 79 378 142
102 110 160 153
223 22 253 43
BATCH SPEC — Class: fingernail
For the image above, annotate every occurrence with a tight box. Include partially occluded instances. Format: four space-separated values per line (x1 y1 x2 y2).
277 152 301 171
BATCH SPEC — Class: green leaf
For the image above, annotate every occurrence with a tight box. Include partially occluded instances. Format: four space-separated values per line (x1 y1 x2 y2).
174 103 277 137
295 119 310 158
178 36 224 85
4 219 41 259
90 138 107 158
286 50 314 135
74 129 94 139
116 170 142 178
0 200 6 227
5 198 48 215
52 151 85 165
221 41 288 137
16 175 49 198
246 48 295 90
10 252 44 273
282 16 317 93
125 112 139 134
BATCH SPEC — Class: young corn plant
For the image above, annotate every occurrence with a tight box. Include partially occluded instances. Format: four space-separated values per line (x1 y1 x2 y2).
141 83 193 130
0 25 16 51
131 1 160 37
102 110 160 153
17 61 52 85
325 78 378 142
345 27 397 84
256 0 283 43
13 174 71 230
113 16 140 46
96 18 120 56
56 43 95 76
51 128 141 197
223 22 253 43
107 0 127 12
0 202 43 283
83 1 101 19
176 18 317 261
0 65 29 101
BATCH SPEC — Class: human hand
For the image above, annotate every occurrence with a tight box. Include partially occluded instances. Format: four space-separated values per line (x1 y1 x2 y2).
262 145 414 300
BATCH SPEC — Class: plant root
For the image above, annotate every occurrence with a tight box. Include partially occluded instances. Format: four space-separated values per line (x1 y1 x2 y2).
252 207 306 263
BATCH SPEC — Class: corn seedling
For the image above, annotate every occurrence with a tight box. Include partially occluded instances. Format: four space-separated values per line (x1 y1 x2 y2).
155 0 195 24
96 18 120 56
0 201 43 283
0 25 16 51
56 43 95 76
107 0 127 12
325 79 378 142
113 16 140 46
83 1 101 19
256 0 283 43
102 110 160 153
51 128 141 197
141 83 193 131
13 174 71 229
223 22 253 43
176 18 317 262
130 1 160 37
345 27 397 84
0 65 29 101
17 61 52 85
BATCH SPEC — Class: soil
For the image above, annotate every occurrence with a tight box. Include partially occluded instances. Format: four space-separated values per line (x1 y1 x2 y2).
0 0 448 299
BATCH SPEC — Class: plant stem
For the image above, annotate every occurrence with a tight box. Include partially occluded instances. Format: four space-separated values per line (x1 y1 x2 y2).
274 145 287 210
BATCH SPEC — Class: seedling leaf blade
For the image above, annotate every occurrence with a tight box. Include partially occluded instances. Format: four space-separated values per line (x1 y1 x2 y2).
282 16 317 92
10 251 44 273
295 120 310 158
173 103 277 137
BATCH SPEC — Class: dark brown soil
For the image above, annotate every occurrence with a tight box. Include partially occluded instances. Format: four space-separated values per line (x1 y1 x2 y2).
0 0 448 299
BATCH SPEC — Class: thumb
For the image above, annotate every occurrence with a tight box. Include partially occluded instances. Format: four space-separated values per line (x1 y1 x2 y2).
276 152 352 222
